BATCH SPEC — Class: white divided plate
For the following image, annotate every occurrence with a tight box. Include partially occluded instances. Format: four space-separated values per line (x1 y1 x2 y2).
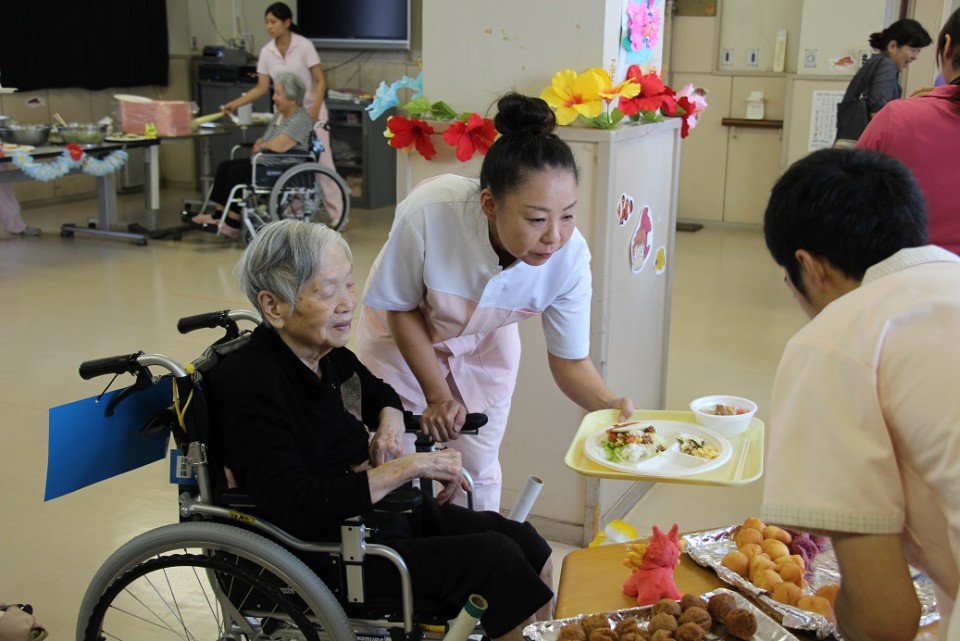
583 419 733 477
113 94 152 103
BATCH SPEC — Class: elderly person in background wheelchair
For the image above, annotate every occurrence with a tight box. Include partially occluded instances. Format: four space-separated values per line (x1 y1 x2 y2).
204 219 555 640
190 71 313 239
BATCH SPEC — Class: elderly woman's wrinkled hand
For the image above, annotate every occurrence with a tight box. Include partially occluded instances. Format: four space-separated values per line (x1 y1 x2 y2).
418 449 464 504
369 418 405 466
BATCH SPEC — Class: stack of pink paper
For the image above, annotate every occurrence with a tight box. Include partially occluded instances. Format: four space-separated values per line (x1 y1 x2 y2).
120 100 192 137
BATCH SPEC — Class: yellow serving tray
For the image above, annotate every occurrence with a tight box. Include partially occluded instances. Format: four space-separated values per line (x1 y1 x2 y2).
564 409 764 486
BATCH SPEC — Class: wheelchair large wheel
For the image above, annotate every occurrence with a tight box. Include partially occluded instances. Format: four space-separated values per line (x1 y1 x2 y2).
77 522 354 641
268 163 350 232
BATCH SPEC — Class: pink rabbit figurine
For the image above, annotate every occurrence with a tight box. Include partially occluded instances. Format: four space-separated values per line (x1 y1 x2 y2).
622 523 683 606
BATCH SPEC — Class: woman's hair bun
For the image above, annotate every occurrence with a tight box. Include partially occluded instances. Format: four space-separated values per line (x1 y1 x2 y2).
493 92 557 137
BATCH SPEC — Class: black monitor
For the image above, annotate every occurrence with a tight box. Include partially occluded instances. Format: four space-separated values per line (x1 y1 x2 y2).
296 0 411 51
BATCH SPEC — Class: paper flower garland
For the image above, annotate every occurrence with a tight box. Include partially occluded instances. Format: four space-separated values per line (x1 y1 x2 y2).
367 72 498 162
541 64 707 138
9 144 129 182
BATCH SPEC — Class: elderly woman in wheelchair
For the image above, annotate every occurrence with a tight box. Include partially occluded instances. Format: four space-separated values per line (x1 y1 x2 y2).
190 71 314 239
201 220 556 640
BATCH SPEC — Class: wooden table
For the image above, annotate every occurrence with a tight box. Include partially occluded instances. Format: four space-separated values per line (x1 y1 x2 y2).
556 543 939 639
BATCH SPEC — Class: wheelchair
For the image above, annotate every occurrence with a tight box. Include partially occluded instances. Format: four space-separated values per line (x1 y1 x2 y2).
74 310 487 641
189 131 351 246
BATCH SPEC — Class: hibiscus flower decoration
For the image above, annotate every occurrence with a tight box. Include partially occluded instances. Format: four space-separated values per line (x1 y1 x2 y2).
66 143 84 162
626 0 662 51
540 69 605 126
674 84 708 139
442 113 497 162
618 65 677 117
385 115 437 161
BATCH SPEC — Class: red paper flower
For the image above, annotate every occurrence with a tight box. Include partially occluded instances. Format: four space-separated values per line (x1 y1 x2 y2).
618 65 677 117
676 96 695 139
442 113 497 162
386 115 437 160
66 143 84 162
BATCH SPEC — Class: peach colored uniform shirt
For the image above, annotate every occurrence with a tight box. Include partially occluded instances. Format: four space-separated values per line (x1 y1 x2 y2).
762 246 960 639
257 32 328 122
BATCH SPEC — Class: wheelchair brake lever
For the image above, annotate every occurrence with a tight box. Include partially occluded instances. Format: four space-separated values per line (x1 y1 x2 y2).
104 367 156 417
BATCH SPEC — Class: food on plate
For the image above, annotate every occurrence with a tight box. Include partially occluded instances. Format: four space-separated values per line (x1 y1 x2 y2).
706 592 737 620
676 434 720 459
647 612 678 635
559 622 587 641
651 598 681 618
649 630 673 641
815 583 840 608
760 538 790 560
679 593 705 611
747 553 776 580
677 605 711 632
787 531 825 567
771 581 803 606
774 554 804 570
580 613 611 637
741 517 764 532
588 628 617 641
614 617 641 636
619 632 647 641
674 621 706 641
702 403 749 416
739 542 762 561
754 568 784 592
777 562 805 587
601 423 666 463
723 608 758 639
733 527 763 548
797 595 836 622
721 550 749 577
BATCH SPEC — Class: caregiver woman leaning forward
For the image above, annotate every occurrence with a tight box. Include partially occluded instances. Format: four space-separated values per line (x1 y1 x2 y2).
356 93 635 512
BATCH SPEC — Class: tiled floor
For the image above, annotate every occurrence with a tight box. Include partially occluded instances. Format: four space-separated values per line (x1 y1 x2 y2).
0 186 805 636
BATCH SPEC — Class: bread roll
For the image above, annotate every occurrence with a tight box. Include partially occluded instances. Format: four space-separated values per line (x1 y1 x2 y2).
722 550 749 577
770 581 802 606
762 525 792 544
724 608 758 640
815 583 840 608
739 542 762 561
734 527 763 548
755 568 784 592
798 595 836 622
748 553 775 582
760 538 790 560
741 517 765 532
777 562 805 587
651 598 681 618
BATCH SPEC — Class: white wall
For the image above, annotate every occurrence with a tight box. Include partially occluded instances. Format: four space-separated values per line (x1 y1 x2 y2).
795 0 892 76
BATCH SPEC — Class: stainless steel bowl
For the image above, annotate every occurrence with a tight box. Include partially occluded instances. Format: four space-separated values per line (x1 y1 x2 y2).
54 123 109 145
0 122 51 146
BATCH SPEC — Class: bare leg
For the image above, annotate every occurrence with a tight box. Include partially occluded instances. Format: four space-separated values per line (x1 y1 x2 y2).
537 557 556 621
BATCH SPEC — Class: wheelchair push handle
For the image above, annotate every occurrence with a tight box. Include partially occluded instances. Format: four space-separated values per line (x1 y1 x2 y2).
177 309 261 335
403 411 487 436
79 352 145 380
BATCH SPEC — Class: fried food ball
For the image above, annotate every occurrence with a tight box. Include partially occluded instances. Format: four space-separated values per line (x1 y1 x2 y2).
774 554 804 571
679 594 705 612
777 562 805 587
647 612 678 636
651 598 681 618
674 622 705 641
748 554 775 582
559 622 588 641
677 606 712 633
724 608 758 640
741 517 765 532
581 613 612 637
760 538 790 560
762 525 792 545
797 595 836 623
734 527 763 548
721 550 749 577
815 583 840 608
738 543 762 561
770 581 802 607
706 592 737 621
589 629 619 641
649 631 673 641
615 617 641 637
755 568 784 592
619 633 647 641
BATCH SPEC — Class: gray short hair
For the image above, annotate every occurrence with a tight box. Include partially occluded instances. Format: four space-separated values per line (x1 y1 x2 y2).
236 220 352 317
274 72 306 106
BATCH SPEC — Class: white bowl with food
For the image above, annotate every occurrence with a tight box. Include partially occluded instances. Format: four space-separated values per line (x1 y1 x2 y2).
689 395 757 436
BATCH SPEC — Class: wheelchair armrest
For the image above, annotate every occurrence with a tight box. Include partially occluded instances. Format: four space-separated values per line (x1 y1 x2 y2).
218 488 258 509
372 486 423 513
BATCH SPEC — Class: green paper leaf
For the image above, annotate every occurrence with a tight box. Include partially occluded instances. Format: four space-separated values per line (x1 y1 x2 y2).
429 101 458 120
402 96 433 118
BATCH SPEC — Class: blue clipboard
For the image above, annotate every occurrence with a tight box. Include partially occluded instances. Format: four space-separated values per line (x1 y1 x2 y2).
45 380 172 501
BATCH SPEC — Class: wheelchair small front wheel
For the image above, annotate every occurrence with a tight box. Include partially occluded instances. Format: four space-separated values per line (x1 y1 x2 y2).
268 163 350 232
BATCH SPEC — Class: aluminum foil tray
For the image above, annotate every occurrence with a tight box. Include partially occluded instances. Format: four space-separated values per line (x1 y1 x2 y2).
682 526 940 639
524 588 799 641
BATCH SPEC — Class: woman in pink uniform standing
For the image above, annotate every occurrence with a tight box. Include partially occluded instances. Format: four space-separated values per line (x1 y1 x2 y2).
356 93 635 512
222 2 343 225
